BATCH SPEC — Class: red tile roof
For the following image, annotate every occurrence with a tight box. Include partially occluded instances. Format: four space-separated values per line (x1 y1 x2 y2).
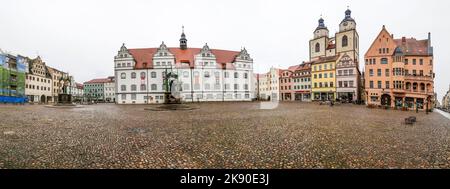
84 78 113 84
128 47 241 69
394 38 430 56
75 83 84 89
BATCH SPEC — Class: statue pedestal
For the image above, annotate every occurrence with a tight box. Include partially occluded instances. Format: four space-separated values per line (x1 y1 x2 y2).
57 94 73 105
164 92 181 104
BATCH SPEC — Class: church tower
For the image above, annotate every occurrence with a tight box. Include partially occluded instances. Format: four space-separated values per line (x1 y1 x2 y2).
180 26 187 50
309 17 330 61
336 7 359 61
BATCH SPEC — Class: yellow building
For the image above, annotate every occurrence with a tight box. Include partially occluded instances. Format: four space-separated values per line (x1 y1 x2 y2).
311 56 338 101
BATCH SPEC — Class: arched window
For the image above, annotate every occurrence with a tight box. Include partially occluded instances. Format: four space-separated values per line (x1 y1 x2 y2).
140 84 146 91
131 84 136 91
140 72 146 79
342 35 348 47
151 84 157 91
120 73 126 79
151 72 156 78
234 72 239 78
131 72 136 79
315 43 320 52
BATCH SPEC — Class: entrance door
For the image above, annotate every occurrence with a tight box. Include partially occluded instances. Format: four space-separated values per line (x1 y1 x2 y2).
381 94 391 106
40 95 46 103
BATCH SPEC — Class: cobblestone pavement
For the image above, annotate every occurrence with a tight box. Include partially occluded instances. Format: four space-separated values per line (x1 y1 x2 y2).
1 102 449 169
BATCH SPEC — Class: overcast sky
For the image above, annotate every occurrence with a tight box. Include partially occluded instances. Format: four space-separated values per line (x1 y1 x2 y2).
1 0 449 101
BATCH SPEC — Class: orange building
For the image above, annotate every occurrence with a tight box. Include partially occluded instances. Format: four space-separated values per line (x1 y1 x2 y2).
364 26 434 110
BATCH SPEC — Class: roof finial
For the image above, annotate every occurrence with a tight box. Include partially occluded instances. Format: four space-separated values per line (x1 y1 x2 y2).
182 25 184 33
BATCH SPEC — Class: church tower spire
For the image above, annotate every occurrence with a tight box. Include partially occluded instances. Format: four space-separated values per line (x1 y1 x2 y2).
180 25 187 50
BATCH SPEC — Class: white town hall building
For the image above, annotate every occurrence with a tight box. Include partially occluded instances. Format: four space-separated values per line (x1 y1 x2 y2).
114 28 255 104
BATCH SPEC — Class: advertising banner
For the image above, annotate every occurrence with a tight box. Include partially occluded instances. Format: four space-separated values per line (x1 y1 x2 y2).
16 56 27 72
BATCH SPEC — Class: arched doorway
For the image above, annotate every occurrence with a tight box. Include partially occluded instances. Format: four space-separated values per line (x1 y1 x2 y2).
381 94 391 106
267 96 271 101
40 95 46 103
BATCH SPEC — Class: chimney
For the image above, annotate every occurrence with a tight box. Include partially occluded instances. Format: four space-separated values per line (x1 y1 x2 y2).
428 32 433 55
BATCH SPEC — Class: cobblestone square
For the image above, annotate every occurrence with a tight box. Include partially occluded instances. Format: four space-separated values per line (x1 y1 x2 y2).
1 102 449 168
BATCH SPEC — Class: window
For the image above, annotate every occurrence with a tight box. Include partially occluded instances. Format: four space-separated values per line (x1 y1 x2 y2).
131 94 136 100
413 59 417 65
183 84 190 90
349 81 354 87
385 69 390 76
204 83 210 90
404 59 409 65
131 85 137 91
121 94 126 100
314 74 317 79
140 72 146 79
131 72 136 79
319 74 322 79
381 58 388 64
378 81 382 89
330 73 333 78
234 84 239 90
204 71 210 78
151 72 156 78
420 70 424 76
183 71 189 78
244 84 249 90
420 59 423 65
234 72 238 78
224 72 229 78
315 43 320 53
386 81 390 89
140 84 146 91
121 85 126 91
151 84 157 91
349 69 353 75
121 73 126 79
324 73 328 78
342 35 348 47
338 81 343 87
369 69 374 76
244 73 248 79
370 81 374 89
377 69 382 76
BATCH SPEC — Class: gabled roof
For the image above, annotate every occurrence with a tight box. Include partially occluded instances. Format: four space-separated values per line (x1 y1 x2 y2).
128 47 241 69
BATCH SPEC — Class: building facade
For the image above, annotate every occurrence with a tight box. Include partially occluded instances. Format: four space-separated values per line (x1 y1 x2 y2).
47 67 69 103
309 8 361 102
257 67 280 101
84 78 113 102
70 82 84 101
442 85 450 110
291 62 312 101
104 76 115 102
364 26 434 110
114 28 254 104
25 56 53 103
0 52 27 103
279 68 293 101
311 56 337 101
